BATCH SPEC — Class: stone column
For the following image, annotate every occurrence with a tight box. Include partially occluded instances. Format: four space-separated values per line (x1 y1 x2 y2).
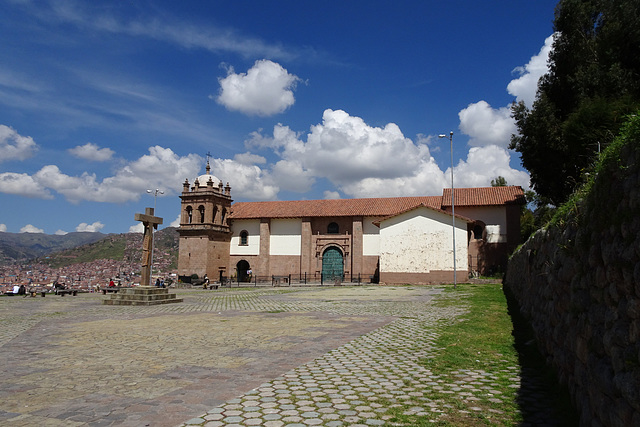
352 217 363 278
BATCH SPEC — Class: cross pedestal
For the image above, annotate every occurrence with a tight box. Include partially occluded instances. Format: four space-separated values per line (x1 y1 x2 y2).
134 207 163 288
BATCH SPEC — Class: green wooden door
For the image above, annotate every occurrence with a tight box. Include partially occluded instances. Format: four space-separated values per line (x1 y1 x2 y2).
322 247 344 280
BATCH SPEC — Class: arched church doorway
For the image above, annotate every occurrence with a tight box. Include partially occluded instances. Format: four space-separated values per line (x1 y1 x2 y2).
322 247 344 281
236 260 252 282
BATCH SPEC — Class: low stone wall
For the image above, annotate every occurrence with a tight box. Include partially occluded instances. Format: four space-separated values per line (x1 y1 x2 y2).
504 129 640 425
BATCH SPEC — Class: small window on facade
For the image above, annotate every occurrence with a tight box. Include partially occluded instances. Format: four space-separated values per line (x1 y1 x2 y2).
327 222 339 234
198 205 205 223
239 230 248 246
212 206 218 224
221 208 227 224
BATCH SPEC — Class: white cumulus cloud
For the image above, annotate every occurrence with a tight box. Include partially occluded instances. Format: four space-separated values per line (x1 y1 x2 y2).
507 34 555 108
247 109 449 198
0 146 202 203
323 191 341 200
54 229 68 235
216 60 300 116
208 157 279 200
0 172 53 198
76 221 105 232
448 145 530 190
68 143 115 161
169 215 181 228
0 224 6 232
0 125 38 162
458 101 517 148
20 224 44 233
457 36 554 151
129 222 144 233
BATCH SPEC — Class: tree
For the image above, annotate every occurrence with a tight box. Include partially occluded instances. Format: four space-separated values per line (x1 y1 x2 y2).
510 0 640 206
491 176 507 187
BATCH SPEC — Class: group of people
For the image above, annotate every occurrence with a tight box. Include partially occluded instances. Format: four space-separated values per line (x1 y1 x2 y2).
10 284 27 296
154 278 166 288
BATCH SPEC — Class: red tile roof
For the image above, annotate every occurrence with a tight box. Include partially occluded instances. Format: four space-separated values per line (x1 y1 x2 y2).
230 196 442 219
442 186 526 207
229 186 525 220
373 203 474 226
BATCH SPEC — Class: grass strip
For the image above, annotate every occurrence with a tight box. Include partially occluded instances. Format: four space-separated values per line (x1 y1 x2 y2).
386 283 576 426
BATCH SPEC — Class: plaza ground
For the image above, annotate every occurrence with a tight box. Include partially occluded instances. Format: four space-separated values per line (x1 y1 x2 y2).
0 285 568 426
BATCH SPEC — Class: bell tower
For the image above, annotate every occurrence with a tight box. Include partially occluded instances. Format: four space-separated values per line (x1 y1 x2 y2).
177 161 233 283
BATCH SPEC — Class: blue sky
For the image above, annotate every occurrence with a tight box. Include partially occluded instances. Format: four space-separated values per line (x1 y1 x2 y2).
0 0 557 235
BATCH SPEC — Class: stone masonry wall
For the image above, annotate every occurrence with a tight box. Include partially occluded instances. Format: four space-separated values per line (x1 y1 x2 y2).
504 126 640 426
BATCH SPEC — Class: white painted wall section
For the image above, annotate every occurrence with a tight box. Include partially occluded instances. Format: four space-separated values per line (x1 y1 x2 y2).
379 207 468 273
230 220 260 255
362 217 380 256
455 206 507 243
270 219 302 255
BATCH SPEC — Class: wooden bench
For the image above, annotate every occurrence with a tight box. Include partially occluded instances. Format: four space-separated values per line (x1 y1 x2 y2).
55 289 78 296
102 288 120 295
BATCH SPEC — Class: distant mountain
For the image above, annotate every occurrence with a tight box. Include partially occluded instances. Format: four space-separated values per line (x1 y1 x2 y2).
0 228 179 268
0 232 106 265
33 227 179 269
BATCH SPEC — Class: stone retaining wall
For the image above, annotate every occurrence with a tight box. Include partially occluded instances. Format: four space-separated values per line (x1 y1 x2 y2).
504 128 640 426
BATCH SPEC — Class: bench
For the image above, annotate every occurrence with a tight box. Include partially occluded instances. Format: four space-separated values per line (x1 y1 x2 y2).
102 288 119 295
55 289 78 296
272 276 290 286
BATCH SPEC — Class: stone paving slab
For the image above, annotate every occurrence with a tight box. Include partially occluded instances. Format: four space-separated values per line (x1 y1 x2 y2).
0 287 408 426
1 285 564 426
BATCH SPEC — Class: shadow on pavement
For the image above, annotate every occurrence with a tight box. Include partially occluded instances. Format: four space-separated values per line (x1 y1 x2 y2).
504 286 580 426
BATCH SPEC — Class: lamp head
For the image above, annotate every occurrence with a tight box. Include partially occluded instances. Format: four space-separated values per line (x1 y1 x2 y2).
438 134 446 138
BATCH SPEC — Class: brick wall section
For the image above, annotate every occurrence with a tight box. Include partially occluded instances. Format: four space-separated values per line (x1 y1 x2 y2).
504 138 640 425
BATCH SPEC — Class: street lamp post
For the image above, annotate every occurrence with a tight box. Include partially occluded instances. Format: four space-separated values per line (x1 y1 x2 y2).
438 132 456 288
146 189 164 286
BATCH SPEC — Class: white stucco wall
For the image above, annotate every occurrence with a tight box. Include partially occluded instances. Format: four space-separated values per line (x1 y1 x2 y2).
362 217 380 256
230 220 260 255
379 207 468 273
270 219 302 256
455 205 507 243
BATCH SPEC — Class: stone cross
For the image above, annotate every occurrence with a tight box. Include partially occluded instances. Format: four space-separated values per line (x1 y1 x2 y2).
134 207 163 287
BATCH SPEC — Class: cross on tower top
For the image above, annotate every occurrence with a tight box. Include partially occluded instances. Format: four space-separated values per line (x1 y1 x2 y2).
205 151 212 174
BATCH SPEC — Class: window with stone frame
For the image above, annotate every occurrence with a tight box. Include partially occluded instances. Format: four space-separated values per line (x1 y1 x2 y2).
239 230 249 246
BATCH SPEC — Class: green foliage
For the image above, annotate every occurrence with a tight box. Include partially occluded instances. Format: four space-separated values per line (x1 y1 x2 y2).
510 0 640 206
490 176 507 187
550 111 639 229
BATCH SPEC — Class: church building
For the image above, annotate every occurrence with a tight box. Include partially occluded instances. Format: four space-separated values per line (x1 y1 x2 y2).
177 163 526 284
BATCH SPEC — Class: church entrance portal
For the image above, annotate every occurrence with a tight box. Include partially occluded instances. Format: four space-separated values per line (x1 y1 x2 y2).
322 247 344 281
236 260 252 282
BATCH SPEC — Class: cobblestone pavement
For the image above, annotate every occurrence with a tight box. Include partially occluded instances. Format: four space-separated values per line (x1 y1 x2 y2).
0 286 562 426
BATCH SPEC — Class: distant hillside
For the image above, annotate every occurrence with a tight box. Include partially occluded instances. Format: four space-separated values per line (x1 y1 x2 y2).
36 227 179 269
0 232 105 265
